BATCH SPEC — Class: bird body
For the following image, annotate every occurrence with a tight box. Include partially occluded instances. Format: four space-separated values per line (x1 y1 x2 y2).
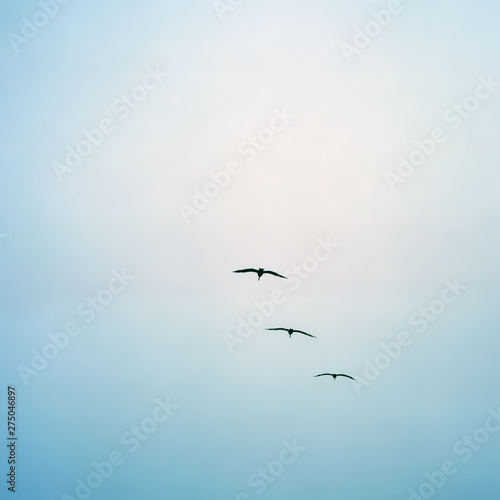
314 373 355 381
266 328 316 338
233 268 287 280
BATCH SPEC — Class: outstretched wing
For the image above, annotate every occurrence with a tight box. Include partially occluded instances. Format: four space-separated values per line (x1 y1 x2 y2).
337 374 356 381
314 373 333 377
233 268 258 274
262 270 287 279
266 328 287 332
294 329 316 338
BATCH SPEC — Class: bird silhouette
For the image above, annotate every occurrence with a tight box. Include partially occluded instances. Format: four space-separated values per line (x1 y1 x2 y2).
233 268 287 280
266 328 316 338
314 373 355 381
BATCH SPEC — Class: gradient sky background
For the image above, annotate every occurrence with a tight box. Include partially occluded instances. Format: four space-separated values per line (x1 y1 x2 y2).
1 1 500 499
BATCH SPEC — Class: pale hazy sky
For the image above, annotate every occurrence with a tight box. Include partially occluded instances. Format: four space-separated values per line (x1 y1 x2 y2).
1 1 500 499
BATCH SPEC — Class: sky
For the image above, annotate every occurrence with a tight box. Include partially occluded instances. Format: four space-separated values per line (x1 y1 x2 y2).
1 1 500 499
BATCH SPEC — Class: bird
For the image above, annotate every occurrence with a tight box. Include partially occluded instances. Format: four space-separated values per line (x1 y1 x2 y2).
314 373 355 381
233 268 287 280
266 328 316 338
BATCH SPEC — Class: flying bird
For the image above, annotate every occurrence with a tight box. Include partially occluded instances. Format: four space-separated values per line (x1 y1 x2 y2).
233 268 287 280
266 328 316 338
314 373 355 381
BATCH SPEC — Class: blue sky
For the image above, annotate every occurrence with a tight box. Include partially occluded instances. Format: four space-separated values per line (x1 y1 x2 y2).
1 1 500 499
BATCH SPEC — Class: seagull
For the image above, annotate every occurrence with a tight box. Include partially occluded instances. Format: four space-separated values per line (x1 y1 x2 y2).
314 373 355 381
266 328 316 338
233 268 287 280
